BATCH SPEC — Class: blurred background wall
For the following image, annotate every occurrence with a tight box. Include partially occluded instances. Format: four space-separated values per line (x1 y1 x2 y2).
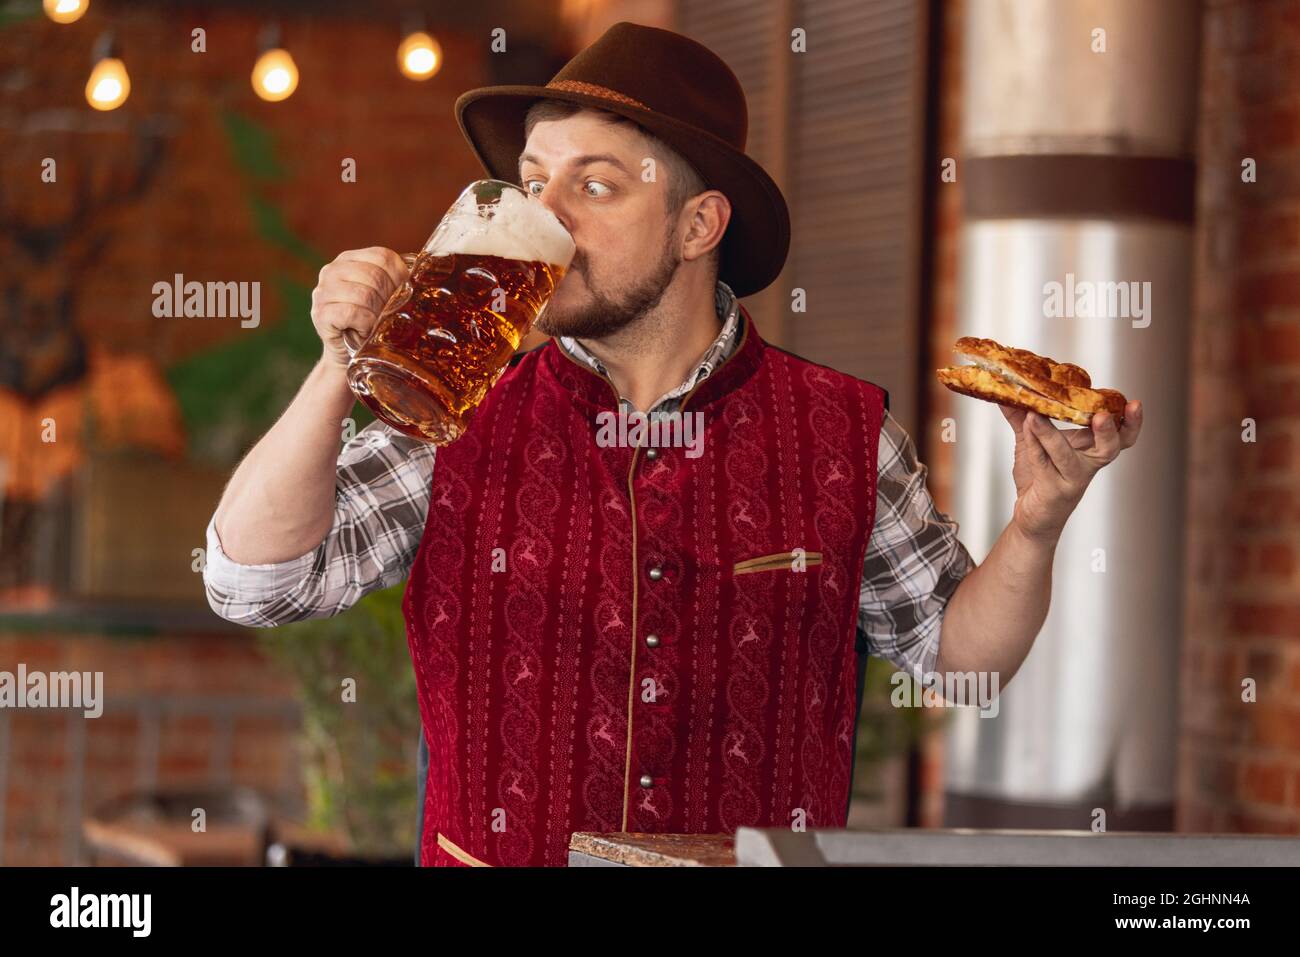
922 0 1300 835
1 0 1298 864
0 0 555 865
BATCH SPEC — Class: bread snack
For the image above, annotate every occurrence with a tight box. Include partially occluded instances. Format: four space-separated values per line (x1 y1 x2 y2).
937 337 1128 427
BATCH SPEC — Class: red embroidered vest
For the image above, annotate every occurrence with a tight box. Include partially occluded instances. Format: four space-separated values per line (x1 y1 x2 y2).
402 305 887 866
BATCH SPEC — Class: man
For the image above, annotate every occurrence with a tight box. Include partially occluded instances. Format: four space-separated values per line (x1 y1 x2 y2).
204 22 1142 867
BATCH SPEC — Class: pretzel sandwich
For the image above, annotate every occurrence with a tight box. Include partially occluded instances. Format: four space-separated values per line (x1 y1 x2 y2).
937 337 1128 427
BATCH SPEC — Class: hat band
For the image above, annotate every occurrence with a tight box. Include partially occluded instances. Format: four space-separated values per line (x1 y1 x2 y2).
545 79 649 111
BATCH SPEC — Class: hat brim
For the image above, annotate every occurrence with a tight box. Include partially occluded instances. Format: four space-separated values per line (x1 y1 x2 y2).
455 85 790 300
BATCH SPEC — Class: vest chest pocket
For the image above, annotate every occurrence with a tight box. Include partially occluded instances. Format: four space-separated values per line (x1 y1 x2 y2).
436 832 492 867
732 550 823 576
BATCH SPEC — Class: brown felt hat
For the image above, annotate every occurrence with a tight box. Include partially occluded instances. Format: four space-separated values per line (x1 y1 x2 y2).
454 21 790 299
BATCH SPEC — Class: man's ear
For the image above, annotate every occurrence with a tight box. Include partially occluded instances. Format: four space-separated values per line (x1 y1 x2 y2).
682 190 730 263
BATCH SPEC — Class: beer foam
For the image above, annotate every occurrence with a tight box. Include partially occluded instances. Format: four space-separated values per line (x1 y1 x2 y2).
429 186 575 267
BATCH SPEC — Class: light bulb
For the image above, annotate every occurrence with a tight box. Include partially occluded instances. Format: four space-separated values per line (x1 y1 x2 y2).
252 48 299 102
398 31 441 80
85 57 129 110
44 0 88 24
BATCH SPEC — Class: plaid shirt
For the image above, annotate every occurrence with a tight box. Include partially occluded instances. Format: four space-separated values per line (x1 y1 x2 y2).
204 281 975 681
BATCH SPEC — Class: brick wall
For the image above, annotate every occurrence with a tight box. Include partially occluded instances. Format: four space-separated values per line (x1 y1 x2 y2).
920 0 1300 832
0 4 532 865
0 630 302 865
0 4 500 365
1179 0 1300 833
917 0 965 830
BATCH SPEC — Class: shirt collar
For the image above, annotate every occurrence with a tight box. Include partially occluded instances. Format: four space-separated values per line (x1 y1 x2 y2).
555 280 742 416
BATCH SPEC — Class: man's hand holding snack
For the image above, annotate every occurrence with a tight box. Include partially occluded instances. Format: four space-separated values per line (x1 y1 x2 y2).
938 336 1143 544
932 336 1143 681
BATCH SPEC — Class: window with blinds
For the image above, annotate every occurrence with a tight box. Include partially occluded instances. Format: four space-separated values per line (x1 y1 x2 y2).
674 0 931 434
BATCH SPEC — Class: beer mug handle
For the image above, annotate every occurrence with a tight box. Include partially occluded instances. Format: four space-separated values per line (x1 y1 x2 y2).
342 328 364 358
342 252 419 359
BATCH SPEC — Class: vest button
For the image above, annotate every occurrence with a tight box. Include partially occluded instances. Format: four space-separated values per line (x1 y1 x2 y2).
639 774 653 788
648 566 663 581
645 447 659 461
645 634 660 648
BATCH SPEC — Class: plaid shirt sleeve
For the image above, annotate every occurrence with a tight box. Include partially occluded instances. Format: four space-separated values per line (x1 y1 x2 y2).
203 420 436 627
858 409 976 680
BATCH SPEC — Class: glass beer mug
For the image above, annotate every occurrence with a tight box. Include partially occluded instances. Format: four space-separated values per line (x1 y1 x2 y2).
344 179 575 444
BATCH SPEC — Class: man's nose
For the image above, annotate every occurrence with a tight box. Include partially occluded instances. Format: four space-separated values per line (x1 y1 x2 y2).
535 184 574 236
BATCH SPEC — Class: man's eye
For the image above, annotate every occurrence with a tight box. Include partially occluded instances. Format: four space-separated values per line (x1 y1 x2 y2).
584 181 611 197
525 180 545 195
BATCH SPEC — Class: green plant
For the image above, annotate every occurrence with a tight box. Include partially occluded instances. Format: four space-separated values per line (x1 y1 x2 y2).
852 657 952 801
258 584 420 857
166 109 374 467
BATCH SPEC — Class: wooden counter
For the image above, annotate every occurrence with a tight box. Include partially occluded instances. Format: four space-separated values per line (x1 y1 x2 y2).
568 832 735 866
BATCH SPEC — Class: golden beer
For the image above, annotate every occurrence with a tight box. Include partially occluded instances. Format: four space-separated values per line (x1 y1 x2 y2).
346 181 574 444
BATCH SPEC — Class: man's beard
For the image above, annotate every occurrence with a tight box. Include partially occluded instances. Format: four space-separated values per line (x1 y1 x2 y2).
534 233 682 340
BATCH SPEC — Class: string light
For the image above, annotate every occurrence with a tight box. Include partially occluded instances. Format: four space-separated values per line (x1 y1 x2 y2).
252 24 299 102
398 30 441 81
44 0 88 24
85 33 129 111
